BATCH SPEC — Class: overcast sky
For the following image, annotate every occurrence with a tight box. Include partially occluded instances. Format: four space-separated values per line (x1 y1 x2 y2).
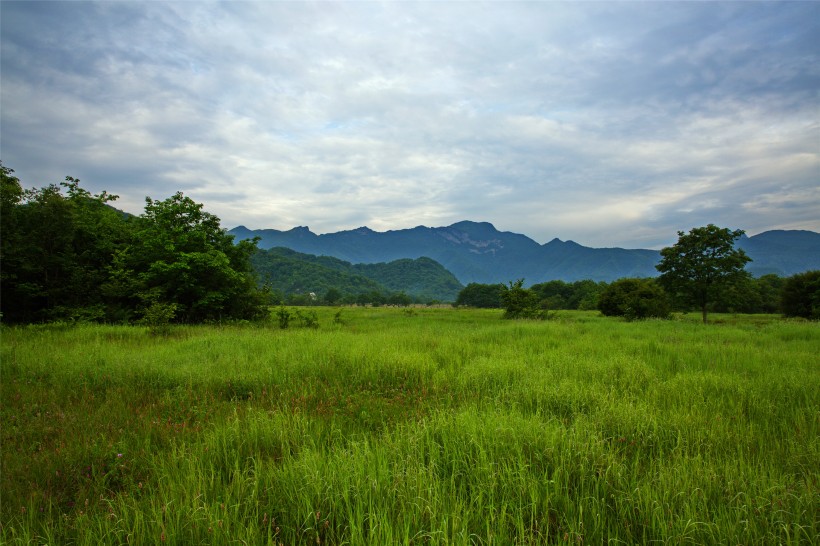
2 1 818 249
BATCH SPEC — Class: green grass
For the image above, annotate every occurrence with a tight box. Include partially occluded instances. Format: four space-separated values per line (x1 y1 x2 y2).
2 308 818 544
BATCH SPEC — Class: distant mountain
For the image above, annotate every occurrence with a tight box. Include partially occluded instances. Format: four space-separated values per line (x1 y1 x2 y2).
232 222 820 285
737 230 820 277
251 247 463 302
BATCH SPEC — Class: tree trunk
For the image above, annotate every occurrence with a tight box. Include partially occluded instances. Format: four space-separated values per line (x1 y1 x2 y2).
702 302 708 323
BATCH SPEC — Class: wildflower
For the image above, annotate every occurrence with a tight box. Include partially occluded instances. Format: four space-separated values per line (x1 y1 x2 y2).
117 453 123 458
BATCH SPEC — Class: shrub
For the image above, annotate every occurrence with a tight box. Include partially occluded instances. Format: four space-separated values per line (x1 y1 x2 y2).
140 301 178 335
294 309 319 329
454 283 504 308
598 278 670 320
501 279 547 320
781 270 820 319
275 305 292 329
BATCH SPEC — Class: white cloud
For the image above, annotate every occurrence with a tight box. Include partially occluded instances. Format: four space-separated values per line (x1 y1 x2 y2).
1 1 817 249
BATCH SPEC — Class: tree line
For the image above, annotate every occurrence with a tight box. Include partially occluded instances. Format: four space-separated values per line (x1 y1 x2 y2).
3 164 817 325
456 226 819 322
1 163 267 324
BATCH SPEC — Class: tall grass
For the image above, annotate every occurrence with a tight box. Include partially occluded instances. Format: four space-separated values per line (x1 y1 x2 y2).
2 309 818 544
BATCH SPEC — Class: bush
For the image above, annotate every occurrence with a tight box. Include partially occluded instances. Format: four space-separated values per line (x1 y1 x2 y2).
781 270 820 319
140 301 178 335
598 278 670 320
501 279 547 320
294 309 319 329
455 283 504 308
275 305 292 329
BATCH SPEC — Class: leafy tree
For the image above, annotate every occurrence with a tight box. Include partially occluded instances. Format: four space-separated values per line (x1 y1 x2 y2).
105 192 266 323
388 292 412 307
598 278 670 320
1 170 131 323
656 224 751 323
1 167 267 324
1 163 24 316
454 283 504 308
530 280 570 309
755 274 786 314
781 270 820 319
500 279 544 319
323 287 342 305
530 279 607 310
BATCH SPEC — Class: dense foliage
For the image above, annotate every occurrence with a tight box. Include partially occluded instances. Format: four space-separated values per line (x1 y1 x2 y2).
530 279 606 310
454 282 504 308
453 274 808 318
656 224 751 323
0 164 266 324
598 278 671 320
500 279 547 319
780 270 820 319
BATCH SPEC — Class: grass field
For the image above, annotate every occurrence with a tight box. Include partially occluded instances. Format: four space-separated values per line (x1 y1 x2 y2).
1 308 818 544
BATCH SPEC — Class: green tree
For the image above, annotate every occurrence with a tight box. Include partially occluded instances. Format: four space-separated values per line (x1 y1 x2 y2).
323 287 342 305
656 224 751 323
500 279 544 319
1 170 131 323
598 278 670 320
388 292 412 307
780 270 820 319
755 274 785 314
106 192 266 322
454 283 504 308
0 163 24 317
530 280 570 309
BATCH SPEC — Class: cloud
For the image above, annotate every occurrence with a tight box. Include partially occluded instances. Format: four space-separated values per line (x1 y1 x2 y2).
1 1 817 250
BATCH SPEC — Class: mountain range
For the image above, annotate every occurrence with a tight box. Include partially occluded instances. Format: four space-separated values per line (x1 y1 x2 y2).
230 221 820 285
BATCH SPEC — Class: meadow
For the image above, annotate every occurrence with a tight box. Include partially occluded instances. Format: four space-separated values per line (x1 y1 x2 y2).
1 308 818 545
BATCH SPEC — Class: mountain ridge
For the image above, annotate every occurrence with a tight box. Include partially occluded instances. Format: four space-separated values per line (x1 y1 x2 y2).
230 221 820 284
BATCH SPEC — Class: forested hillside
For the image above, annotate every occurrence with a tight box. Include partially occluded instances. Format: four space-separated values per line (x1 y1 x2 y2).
251 247 463 303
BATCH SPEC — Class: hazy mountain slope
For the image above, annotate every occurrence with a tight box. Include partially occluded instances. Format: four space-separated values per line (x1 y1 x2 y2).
232 222 820 284
738 230 820 277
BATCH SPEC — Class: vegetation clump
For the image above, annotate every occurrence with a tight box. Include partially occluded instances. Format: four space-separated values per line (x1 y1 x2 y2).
501 279 550 319
1 163 267 325
454 282 504 308
598 278 671 320
780 270 820 319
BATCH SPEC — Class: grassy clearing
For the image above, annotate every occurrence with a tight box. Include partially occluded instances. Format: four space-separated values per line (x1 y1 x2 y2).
2 309 818 544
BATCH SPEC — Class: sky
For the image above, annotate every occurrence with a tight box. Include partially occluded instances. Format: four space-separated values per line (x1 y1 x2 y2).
1 1 818 249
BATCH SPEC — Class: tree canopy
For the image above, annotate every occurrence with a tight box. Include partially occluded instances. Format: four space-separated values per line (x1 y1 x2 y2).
780 270 820 319
500 279 546 320
598 278 670 320
0 166 266 324
454 283 504 308
656 224 751 323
